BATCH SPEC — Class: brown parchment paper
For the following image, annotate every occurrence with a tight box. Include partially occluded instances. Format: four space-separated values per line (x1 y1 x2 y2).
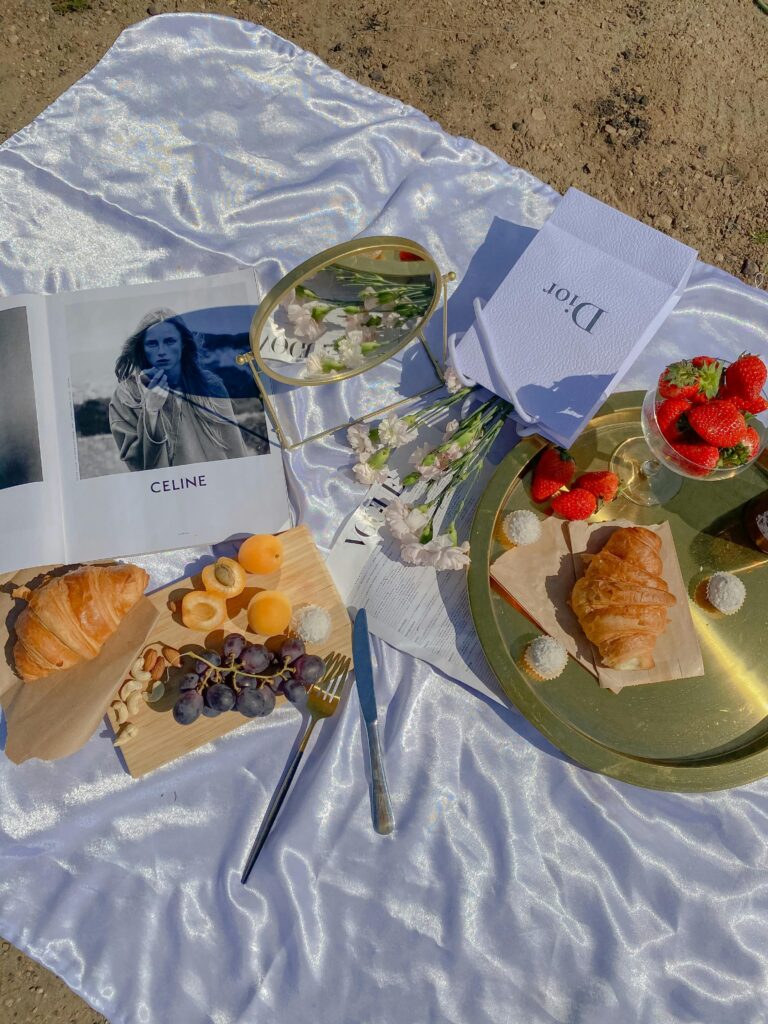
0 565 160 764
490 518 704 694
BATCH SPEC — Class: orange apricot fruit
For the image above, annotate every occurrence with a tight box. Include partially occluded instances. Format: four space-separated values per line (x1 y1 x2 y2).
181 590 228 631
201 557 247 598
238 534 284 575
247 590 292 636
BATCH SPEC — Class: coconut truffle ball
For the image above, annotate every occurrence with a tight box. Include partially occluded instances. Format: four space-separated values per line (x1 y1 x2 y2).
292 604 332 644
502 509 542 546
706 572 746 615
523 636 568 680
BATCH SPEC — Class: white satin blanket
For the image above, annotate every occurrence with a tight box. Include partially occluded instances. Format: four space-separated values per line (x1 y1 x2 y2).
1 14 768 1024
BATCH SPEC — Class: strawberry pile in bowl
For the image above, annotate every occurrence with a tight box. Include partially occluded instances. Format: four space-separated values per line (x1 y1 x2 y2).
643 353 768 480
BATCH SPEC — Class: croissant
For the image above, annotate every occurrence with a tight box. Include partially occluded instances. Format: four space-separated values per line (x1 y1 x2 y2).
571 527 675 671
12 564 149 682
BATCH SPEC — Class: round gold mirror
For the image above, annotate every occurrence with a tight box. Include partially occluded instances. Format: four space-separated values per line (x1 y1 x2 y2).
249 237 441 386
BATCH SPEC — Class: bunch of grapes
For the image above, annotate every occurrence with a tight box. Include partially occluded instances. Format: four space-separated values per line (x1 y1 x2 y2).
172 634 326 726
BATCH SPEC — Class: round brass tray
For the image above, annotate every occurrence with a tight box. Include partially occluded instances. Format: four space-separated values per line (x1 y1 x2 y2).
468 391 768 792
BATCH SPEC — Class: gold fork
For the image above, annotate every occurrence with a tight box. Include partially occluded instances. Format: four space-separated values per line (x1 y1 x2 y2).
241 651 352 883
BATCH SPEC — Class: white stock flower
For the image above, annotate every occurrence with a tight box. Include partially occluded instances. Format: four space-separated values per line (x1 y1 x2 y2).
423 534 471 571
418 462 445 481
442 443 462 463
287 303 323 341
400 539 433 565
345 311 368 331
443 419 459 437
347 423 374 454
378 413 417 447
361 287 380 311
338 335 365 369
353 461 389 486
444 366 463 394
384 499 429 541
409 443 432 467
304 350 327 376
380 312 401 329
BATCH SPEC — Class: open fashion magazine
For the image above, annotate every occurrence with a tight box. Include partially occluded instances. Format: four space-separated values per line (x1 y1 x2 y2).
0 270 290 574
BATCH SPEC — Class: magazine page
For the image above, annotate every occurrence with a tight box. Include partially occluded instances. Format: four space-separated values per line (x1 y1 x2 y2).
0 294 66 573
45 270 290 563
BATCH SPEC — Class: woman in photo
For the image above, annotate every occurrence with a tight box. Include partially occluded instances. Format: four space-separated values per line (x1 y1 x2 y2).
109 308 248 472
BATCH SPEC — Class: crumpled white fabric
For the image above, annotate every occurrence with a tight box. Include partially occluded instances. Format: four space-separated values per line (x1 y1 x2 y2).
1 14 768 1024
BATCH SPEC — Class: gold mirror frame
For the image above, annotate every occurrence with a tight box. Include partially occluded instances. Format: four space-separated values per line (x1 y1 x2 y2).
237 236 455 450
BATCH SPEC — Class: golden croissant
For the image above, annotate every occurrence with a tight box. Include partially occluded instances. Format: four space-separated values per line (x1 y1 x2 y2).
12 564 149 681
571 527 675 671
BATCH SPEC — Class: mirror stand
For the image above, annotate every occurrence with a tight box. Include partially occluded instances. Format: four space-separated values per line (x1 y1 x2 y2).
237 271 455 451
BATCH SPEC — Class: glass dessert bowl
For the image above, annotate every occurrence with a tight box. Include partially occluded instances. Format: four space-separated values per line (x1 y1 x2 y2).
612 370 767 507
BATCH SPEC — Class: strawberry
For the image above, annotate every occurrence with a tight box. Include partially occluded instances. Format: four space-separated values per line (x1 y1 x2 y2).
656 397 692 442
658 360 699 401
744 425 761 459
689 356 723 403
719 387 768 415
551 488 597 521
718 426 762 467
531 446 576 502
670 441 720 476
688 399 747 447
724 353 767 402
575 470 619 502
658 358 722 403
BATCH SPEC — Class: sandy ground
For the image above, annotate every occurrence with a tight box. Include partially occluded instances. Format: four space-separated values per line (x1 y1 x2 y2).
0 0 766 1021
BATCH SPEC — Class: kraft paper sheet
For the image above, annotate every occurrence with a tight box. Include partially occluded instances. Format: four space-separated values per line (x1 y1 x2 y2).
490 518 704 693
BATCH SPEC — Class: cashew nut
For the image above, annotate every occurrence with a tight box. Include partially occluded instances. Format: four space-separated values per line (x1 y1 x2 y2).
120 678 143 700
126 691 144 717
130 658 152 683
113 722 138 747
111 700 129 725
144 680 165 703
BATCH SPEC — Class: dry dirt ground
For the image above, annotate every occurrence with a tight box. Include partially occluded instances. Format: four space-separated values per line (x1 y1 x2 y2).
0 0 766 1021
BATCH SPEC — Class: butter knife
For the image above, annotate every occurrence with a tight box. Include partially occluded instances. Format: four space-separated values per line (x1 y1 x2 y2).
352 608 395 835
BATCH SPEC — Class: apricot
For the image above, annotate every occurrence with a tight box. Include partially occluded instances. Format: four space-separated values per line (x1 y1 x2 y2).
247 590 292 636
181 590 227 631
201 557 247 598
238 534 284 575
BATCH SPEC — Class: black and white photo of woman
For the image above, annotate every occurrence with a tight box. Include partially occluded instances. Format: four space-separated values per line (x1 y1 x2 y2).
109 308 248 472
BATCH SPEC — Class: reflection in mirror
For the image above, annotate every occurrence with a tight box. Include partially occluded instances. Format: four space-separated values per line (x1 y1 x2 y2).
257 247 437 383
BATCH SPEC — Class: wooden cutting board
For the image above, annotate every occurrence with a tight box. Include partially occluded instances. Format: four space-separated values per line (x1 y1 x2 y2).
107 525 352 778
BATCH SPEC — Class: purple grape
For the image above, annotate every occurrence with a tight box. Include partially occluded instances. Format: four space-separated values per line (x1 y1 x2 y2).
232 671 256 689
205 683 236 712
222 633 246 661
240 643 270 673
292 654 325 686
173 691 203 725
202 705 222 718
236 687 276 718
280 637 305 663
266 671 289 695
179 673 200 691
284 679 308 708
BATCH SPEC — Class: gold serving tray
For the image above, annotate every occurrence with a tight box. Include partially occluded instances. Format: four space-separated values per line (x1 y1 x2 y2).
468 391 768 792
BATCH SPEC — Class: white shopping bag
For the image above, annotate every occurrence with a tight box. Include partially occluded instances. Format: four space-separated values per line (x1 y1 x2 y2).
453 188 698 447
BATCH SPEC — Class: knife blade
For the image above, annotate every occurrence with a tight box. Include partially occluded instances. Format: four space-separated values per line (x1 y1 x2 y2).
352 608 395 835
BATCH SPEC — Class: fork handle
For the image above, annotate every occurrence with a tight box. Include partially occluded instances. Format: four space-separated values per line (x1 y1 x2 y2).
241 719 316 884
365 720 395 836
